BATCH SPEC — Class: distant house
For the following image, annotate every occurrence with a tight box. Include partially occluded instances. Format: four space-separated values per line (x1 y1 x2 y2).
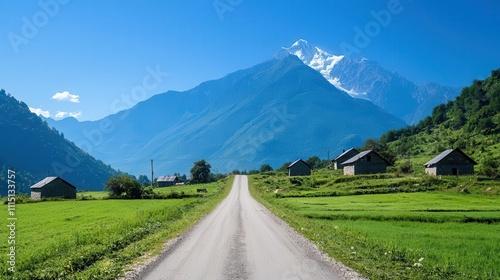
424 148 477 176
332 148 359 170
30 177 77 200
157 176 179 187
342 150 389 175
287 159 312 176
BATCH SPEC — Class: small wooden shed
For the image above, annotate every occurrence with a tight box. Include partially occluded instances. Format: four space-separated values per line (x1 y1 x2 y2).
332 148 359 170
287 159 312 176
157 176 179 187
30 177 77 200
342 150 389 175
424 148 477 176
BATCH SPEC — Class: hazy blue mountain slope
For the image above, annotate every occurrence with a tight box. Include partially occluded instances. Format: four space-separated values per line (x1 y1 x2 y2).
47 55 406 175
0 90 119 193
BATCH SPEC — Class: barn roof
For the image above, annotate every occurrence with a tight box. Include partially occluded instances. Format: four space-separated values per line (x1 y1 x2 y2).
341 150 390 165
287 159 312 169
30 177 76 189
333 148 359 162
424 148 477 167
157 175 178 182
341 150 372 165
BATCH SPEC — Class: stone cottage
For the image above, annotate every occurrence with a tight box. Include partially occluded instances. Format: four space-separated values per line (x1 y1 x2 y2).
424 148 476 176
342 150 389 175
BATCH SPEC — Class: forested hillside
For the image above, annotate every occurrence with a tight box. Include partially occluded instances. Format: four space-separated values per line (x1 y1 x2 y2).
0 89 119 194
374 69 500 176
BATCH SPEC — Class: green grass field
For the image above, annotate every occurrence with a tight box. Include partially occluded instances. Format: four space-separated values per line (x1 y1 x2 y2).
76 183 218 200
1 177 232 279
250 172 500 279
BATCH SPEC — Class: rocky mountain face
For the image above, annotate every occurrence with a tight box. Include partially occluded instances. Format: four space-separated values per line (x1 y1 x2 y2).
284 39 461 124
46 55 406 175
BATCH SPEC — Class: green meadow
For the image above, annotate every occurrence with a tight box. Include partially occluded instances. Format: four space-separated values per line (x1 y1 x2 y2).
250 172 500 279
1 177 232 279
76 183 219 200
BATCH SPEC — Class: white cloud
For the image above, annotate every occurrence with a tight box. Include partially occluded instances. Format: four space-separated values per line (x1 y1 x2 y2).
55 111 83 119
29 107 50 118
69 111 82 118
55 111 68 118
51 91 80 103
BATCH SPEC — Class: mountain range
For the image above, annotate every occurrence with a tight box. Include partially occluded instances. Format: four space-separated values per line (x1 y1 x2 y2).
46 55 406 176
0 90 119 193
284 39 461 124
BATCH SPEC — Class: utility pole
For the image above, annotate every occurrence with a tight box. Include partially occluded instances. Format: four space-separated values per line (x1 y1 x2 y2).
151 159 154 188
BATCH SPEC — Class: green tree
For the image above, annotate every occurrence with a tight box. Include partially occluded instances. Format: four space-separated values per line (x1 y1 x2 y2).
363 139 379 150
190 160 211 184
260 164 273 173
211 173 226 181
306 156 321 170
396 160 412 174
278 162 292 172
106 175 143 199
137 175 151 186
480 156 500 178
361 138 396 165
432 103 448 125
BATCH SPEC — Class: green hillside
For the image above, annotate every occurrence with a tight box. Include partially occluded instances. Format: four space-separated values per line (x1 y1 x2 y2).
376 69 500 176
0 89 120 193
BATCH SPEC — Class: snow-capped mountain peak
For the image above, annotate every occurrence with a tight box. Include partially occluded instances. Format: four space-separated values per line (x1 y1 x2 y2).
284 39 344 71
286 39 317 61
283 39 460 124
284 39 346 92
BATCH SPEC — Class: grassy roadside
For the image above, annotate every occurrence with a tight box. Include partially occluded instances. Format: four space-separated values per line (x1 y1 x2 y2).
1 176 233 279
249 173 500 279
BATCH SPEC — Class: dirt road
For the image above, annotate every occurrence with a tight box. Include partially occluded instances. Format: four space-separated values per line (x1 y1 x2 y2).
140 175 363 280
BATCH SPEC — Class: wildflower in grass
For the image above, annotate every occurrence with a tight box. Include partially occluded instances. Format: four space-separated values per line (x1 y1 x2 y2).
413 262 423 267
418 257 424 262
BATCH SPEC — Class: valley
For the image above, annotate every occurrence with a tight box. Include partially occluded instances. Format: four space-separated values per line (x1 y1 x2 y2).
0 26 500 279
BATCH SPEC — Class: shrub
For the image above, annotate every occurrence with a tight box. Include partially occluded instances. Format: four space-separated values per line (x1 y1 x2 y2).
397 161 412 174
106 175 143 199
479 156 500 178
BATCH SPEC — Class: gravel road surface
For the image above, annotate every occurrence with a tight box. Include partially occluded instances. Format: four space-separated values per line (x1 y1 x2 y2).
138 175 365 280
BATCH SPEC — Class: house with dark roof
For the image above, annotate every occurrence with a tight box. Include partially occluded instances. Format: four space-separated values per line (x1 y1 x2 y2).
287 159 312 176
342 150 389 175
30 177 77 200
424 148 477 176
332 148 359 170
157 175 179 187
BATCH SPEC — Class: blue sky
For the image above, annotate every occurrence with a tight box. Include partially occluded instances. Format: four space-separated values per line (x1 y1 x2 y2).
1 0 499 121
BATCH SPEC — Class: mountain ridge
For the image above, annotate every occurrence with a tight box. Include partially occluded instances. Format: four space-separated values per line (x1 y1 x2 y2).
374 69 500 177
46 55 406 176
0 89 119 194
284 39 461 124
